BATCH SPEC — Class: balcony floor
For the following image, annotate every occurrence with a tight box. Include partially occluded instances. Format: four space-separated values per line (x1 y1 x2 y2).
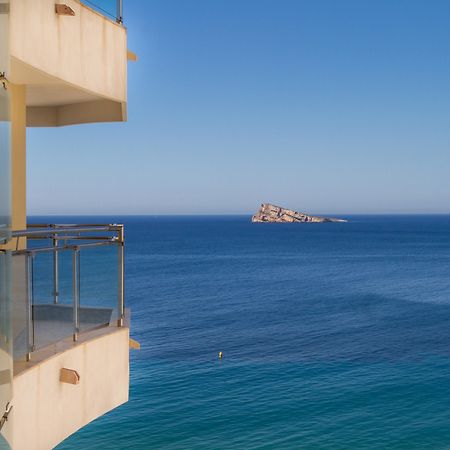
14 304 113 362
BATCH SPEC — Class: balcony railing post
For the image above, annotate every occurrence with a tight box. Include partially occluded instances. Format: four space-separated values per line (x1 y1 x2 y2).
72 248 80 342
116 0 123 24
26 252 35 361
52 236 59 304
117 225 125 327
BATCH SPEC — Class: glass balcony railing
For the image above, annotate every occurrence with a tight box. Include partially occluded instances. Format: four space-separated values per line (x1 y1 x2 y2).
11 224 125 362
81 0 124 24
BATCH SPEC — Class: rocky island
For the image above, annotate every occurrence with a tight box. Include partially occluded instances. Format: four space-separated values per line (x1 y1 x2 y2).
252 203 347 223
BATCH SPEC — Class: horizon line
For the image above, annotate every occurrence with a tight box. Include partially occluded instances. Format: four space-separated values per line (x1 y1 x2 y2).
26 212 450 216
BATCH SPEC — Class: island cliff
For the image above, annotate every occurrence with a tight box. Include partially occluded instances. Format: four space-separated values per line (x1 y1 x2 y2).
252 203 347 223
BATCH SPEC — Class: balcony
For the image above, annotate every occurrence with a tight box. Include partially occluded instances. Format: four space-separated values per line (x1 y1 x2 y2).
3 224 129 449
8 0 128 127
11 224 125 367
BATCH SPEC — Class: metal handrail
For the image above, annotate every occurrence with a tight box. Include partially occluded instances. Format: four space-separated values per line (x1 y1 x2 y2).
13 241 117 255
11 224 125 361
14 224 123 237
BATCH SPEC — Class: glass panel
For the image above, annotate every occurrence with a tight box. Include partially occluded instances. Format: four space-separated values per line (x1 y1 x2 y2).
11 254 30 361
0 253 12 421
81 0 122 22
79 245 118 332
31 249 76 350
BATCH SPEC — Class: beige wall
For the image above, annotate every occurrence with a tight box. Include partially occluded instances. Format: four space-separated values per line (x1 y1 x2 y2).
9 0 127 104
4 327 130 450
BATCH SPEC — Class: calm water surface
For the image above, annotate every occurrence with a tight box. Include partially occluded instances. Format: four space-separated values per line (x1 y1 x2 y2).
42 215 450 449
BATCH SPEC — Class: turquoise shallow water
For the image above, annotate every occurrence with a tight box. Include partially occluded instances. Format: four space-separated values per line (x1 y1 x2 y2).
40 215 450 449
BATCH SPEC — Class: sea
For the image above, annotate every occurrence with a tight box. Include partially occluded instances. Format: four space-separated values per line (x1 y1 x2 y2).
32 214 450 449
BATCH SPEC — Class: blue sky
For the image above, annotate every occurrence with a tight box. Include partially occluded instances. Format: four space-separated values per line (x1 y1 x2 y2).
28 0 450 215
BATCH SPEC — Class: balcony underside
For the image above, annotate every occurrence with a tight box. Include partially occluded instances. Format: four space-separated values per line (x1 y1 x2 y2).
10 57 126 126
13 304 113 358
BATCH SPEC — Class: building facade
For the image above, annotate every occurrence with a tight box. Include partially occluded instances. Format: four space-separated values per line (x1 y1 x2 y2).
0 1 133 448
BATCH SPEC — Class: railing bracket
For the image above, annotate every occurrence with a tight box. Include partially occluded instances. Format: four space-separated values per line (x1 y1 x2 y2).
0 72 8 90
60 368 80 385
129 338 140 350
55 4 75 16
0 402 13 431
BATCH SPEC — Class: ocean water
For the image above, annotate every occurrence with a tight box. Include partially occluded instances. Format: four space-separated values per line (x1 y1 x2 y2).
40 215 450 449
